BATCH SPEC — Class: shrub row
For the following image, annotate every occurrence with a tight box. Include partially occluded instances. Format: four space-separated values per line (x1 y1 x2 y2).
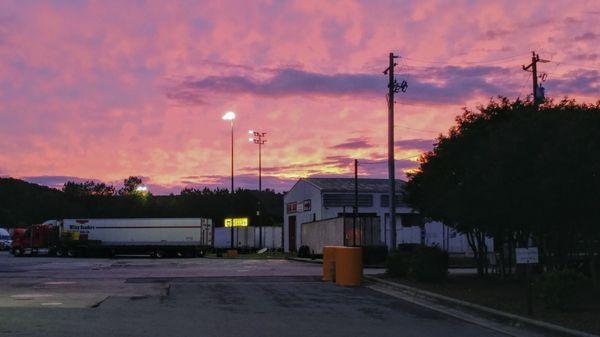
386 245 449 282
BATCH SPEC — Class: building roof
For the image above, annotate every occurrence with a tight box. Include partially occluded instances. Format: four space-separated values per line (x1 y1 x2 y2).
303 178 406 193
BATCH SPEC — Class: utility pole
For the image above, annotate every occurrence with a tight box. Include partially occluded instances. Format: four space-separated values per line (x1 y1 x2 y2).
522 52 549 314
222 111 236 250
383 52 407 250
522 51 549 106
249 130 266 247
354 159 358 247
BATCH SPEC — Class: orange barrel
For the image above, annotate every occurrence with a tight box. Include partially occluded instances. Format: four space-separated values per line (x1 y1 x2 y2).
334 247 363 286
322 246 337 281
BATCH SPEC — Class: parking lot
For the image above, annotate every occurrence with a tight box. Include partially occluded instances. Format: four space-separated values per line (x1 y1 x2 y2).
0 252 520 337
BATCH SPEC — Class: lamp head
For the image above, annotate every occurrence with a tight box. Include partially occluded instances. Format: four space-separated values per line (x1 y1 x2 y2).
222 111 236 121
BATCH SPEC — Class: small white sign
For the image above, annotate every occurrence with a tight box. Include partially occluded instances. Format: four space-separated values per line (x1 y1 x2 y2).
516 247 539 264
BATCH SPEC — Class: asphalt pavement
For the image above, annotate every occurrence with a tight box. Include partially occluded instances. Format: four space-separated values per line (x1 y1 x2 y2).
0 252 521 337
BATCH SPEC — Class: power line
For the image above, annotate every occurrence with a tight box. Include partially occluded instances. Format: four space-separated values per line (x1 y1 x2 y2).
549 61 600 71
403 52 530 66
358 154 422 165
394 125 441 134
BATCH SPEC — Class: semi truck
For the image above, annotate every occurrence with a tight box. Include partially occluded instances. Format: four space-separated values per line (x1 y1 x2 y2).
10 218 213 258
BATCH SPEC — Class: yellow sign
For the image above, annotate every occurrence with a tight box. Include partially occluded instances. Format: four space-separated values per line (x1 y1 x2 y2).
224 218 249 227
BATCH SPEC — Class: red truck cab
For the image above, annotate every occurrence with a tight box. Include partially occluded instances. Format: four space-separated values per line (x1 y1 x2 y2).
11 224 59 256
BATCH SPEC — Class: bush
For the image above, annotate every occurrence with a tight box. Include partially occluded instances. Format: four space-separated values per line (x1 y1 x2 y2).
363 245 388 266
537 269 589 311
386 250 411 277
297 245 310 258
410 246 448 282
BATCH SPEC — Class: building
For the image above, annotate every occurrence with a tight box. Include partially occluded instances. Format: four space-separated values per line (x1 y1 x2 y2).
283 177 489 254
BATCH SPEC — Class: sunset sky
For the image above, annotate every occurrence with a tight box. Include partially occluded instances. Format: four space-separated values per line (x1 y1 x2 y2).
1 0 598 194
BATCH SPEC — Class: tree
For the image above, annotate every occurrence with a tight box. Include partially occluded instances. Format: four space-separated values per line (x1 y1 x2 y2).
405 97 600 279
118 176 144 196
63 181 115 198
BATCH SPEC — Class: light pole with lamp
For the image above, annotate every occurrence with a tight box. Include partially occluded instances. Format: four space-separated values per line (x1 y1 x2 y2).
222 111 236 249
249 130 266 247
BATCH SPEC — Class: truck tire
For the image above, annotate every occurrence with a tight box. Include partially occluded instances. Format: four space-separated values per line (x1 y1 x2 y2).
55 248 65 257
67 249 78 257
154 250 166 258
12 248 23 257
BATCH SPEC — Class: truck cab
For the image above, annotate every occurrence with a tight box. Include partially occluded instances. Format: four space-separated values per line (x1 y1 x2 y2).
11 224 59 256
0 228 12 250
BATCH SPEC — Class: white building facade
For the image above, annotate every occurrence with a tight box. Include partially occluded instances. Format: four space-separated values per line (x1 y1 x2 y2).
283 178 490 254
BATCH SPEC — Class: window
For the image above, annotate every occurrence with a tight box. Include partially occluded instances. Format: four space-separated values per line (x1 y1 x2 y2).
286 202 297 214
323 194 373 207
381 194 389 207
381 194 401 207
303 200 311 212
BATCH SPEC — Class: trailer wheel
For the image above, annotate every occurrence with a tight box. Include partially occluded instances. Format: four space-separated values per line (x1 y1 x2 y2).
55 249 65 257
67 249 78 258
12 248 23 257
154 250 166 258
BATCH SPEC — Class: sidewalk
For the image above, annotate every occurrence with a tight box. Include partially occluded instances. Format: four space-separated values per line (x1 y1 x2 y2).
365 276 599 337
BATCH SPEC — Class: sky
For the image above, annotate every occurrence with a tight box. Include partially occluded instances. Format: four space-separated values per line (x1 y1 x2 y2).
0 0 598 194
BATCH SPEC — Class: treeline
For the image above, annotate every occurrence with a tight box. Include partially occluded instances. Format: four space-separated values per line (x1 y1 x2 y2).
405 98 600 282
0 177 283 228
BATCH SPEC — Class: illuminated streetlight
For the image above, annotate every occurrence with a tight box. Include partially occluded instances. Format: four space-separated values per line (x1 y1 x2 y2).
135 186 148 193
222 111 236 121
222 111 236 249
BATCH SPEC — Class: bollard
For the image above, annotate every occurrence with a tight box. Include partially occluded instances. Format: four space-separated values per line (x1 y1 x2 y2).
334 247 363 286
322 246 336 281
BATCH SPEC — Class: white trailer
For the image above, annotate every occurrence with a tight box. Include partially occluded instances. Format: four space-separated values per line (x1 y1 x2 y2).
214 226 282 250
57 218 213 257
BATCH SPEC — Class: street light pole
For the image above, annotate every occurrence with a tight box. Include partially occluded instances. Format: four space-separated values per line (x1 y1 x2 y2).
222 111 236 249
249 130 266 248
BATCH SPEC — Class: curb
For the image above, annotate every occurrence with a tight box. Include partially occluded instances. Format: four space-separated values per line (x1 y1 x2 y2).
286 257 385 269
285 257 323 264
365 276 598 337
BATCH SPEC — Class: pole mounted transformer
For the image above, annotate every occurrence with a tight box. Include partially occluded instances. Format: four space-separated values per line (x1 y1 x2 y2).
522 51 549 106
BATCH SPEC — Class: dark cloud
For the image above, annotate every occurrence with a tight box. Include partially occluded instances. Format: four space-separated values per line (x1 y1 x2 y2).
563 17 582 25
574 32 599 41
174 174 296 193
21 176 103 190
180 175 200 180
572 53 599 61
482 29 512 40
549 70 600 95
202 60 255 71
395 138 435 152
168 68 385 100
166 65 514 106
331 137 372 150
21 175 158 192
165 88 205 106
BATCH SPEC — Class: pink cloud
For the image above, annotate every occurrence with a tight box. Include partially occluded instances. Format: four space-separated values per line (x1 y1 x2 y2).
0 1 598 193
